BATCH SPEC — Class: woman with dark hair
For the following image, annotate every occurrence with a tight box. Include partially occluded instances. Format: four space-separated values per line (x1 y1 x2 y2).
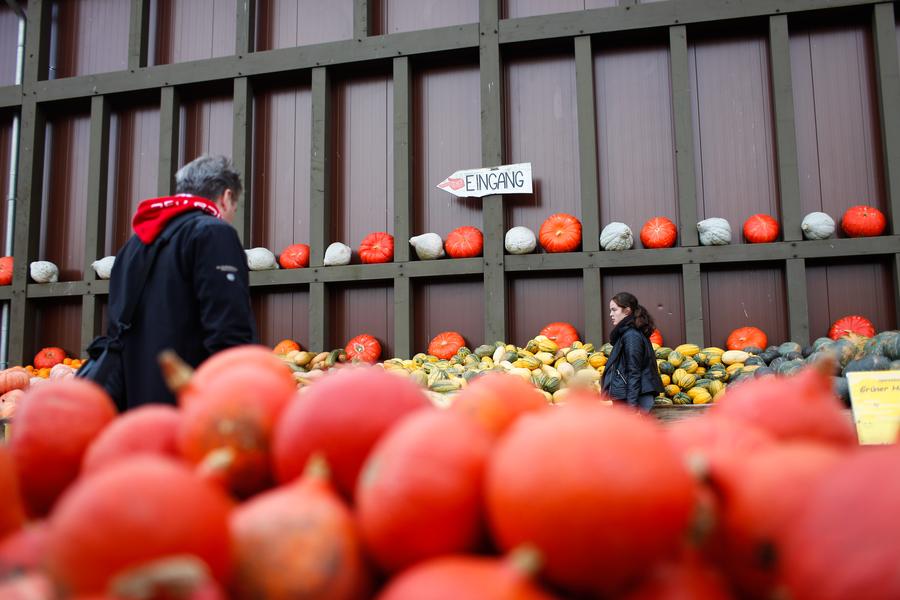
600 292 664 412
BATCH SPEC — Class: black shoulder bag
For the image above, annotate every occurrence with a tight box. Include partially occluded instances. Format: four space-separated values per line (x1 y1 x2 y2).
76 217 190 411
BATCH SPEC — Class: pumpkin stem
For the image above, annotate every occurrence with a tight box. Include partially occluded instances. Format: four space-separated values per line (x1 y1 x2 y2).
110 554 211 599
304 452 331 481
157 349 194 395
507 545 543 578
198 446 236 479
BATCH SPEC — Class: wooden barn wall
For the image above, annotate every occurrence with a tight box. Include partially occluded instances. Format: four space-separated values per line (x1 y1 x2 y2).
505 0 615 20
178 94 233 167
50 0 129 79
0 3 22 86
413 276 484 352
330 282 394 358
252 288 310 348
0 114 11 253
151 0 236 66
412 60 482 237
507 272 583 347
374 0 478 35
806 258 897 340
34 298 82 359
601 269 685 346
255 0 353 51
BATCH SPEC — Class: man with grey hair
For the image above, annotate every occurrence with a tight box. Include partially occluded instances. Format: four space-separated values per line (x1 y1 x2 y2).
87 155 257 409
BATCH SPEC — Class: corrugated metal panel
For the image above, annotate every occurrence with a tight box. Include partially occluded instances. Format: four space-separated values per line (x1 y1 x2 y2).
0 114 11 253
413 276 484 352
806 258 897 339
51 0 129 78
179 94 234 167
42 112 91 281
0 4 20 86
601 268 684 345
255 0 352 50
413 61 481 236
689 28 779 236
252 288 310 348
33 299 82 359
507 272 583 347
791 20 886 227
595 38 677 243
330 282 394 357
504 51 580 237
701 263 789 348
505 0 615 19
151 0 236 66
331 73 393 259
106 103 160 254
376 0 477 35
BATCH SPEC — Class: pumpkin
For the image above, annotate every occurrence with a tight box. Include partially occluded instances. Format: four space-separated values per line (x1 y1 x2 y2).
29 261 58 283
801 212 835 240
45 456 233 596
539 322 579 349
0 521 50 577
0 445 26 540
445 226 483 258
324 242 352 266
828 315 875 340
245 247 278 271
272 366 430 500
277 243 310 269
0 368 30 395
0 256 12 286
504 226 537 255
486 404 697 597
33 347 65 370
640 216 678 249
409 233 445 260
272 338 301 355
649 329 663 346
9 380 116 517
345 334 381 363
428 331 466 360
47 364 74 380
697 217 732 245
81 405 182 476
667 415 775 478
452 372 547 438
600 222 634 251
743 214 779 243
539 213 582 253
780 445 900 600
619 550 734 600
90 255 115 279
377 549 557 600
841 205 886 237
231 457 370 600
357 410 492 573
359 232 394 263
726 327 767 351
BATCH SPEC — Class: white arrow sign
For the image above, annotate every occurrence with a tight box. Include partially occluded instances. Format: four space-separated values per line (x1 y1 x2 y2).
436 162 533 198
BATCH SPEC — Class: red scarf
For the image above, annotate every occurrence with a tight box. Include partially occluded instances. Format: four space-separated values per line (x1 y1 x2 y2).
132 195 220 244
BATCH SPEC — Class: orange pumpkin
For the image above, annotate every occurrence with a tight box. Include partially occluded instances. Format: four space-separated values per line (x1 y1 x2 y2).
427 331 466 359
539 214 582 253
828 315 875 340
0 256 12 286
726 326 767 351
277 243 310 269
33 347 66 370
743 214 780 243
0 368 30 395
649 329 663 346
620 550 733 600
0 445 26 540
81 404 182 476
841 205 886 237
539 322 579 349
445 226 484 258
272 339 301 355
452 372 548 438
345 334 381 363
359 232 394 264
357 410 492 573
231 457 370 600
666 415 775 479
640 216 678 249
0 520 49 578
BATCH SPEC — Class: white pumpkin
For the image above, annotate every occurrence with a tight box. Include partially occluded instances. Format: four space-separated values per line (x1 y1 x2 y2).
600 222 633 251
29 260 59 283
323 242 352 266
801 211 835 240
245 247 278 271
504 226 536 255
91 255 115 279
697 218 732 246
409 233 445 260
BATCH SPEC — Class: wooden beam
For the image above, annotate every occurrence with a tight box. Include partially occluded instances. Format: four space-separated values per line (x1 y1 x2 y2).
872 3 900 234
232 77 253 244
669 25 699 246
128 0 150 69
236 0 256 55
575 35 600 252
392 57 413 355
682 263 704 345
785 258 810 345
157 86 180 196
308 67 332 351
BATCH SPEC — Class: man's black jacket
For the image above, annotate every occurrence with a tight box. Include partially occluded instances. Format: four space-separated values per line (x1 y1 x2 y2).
106 211 257 409
601 318 665 406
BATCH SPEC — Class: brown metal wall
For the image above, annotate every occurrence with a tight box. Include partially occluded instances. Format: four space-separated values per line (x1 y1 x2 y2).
504 50 580 238
595 36 677 244
413 276 484 352
507 272 583 347
106 103 160 254
0 3 20 86
601 268 684 345
701 263 789 348
152 0 236 66
689 26 779 235
51 0 129 79
255 0 353 50
504 0 615 19
806 258 897 339
330 282 394 357
252 288 310 347
179 94 233 167
412 60 481 236
375 0 477 35
330 73 393 260
33 298 82 359
0 114 11 254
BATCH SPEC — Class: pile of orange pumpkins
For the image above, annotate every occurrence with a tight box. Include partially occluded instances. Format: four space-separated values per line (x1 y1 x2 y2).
0 346 898 599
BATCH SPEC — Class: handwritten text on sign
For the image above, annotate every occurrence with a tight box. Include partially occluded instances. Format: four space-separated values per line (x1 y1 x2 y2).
436 163 533 198
847 370 900 444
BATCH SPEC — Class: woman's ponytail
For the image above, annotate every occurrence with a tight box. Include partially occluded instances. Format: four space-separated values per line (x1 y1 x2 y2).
611 291 656 338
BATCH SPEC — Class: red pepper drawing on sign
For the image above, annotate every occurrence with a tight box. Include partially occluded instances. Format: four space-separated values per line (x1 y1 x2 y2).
438 177 465 191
